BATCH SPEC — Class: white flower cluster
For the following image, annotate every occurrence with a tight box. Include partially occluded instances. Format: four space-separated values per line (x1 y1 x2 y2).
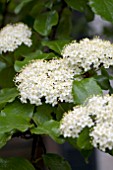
15 58 79 106
62 37 113 72
60 106 94 138
87 95 113 151
0 23 32 53
60 95 113 152
15 37 113 108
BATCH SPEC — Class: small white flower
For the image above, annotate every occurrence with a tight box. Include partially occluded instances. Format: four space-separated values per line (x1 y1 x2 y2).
0 23 32 53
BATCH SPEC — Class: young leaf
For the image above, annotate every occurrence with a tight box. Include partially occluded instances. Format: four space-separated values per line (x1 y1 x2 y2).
89 0 113 23
72 78 102 104
0 157 35 170
43 153 71 170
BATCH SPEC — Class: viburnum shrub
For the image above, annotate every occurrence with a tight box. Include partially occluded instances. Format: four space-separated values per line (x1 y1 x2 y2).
0 0 113 170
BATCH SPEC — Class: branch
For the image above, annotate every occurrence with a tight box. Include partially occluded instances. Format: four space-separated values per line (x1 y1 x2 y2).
31 135 46 170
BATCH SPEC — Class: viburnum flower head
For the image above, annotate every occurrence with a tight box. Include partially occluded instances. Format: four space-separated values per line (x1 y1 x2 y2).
15 58 78 106
60 106 94 138
60 94 113 152
62 37 113 72
88 95 113 152
0 22 32 53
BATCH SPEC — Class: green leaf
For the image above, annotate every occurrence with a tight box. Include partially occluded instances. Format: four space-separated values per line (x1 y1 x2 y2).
1 99 34 118
30 0 53 17
72 78 102 104
14 0 33 14
0 103 6 111
76 127 93 161
0 54 14 66
43 153 71 170
14 45 34 59
64 0 88 12
55 103 74 121
45 1 53 9
30 2 44 17
31 120 64 144
33 103 54 125
80 149 93 163
34 10 58 36
14 52 56 72
0 100 33 146
0 113 31 133
77 127 93 150
64 0 94 21
95 75 110 90
14 50 42 72
66 138 78 149
0 61 6 72
0 157 35 170
14 60 29 72
0 88 19 105
0 133 12 149
56 8 72 39
0 67 16 88
84 4 94 21
30 1 45 17
101 67 109 77
42 40 70 54
89 0 113 23
107 66 113 80
30 52 56 60
66 137 93 162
